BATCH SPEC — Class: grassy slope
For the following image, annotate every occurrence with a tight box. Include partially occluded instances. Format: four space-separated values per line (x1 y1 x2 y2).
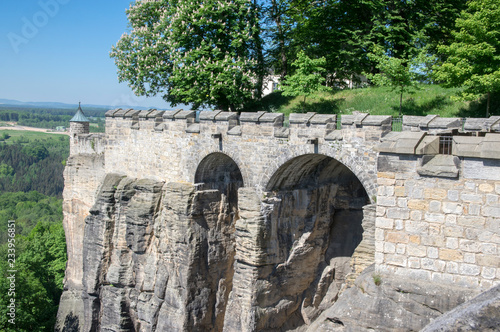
0 130 68 144
250 84 500 118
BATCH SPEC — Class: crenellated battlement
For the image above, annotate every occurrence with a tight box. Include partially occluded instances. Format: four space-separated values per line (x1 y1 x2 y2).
104 108 500 137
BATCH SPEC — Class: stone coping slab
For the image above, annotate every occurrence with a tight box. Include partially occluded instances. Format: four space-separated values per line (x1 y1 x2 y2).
289 112 316 124
240 111 266 122
147 110 165 119
309 114 336 125
376 131 426 154
199 110 223 121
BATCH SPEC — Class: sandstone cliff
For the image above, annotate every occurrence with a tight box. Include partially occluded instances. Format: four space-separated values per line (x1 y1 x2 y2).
57 167 375 331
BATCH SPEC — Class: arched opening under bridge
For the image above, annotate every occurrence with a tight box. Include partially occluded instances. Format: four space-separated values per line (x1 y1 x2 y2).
256 153 374 330
188 152 243 330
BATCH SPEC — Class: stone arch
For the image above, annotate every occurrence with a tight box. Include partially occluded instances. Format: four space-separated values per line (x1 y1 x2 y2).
190 150 249 190
249 153 374 329
259 145 376 203
265 154 364 193
188 152 244 330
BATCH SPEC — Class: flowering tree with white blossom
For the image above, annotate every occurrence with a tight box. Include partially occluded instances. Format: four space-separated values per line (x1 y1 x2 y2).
110 0 263 111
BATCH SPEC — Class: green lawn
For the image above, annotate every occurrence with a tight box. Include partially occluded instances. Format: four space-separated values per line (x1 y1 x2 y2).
250 84 499 118
0 130 69 145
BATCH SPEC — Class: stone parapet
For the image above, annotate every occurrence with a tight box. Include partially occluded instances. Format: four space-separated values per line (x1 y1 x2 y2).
105 109 395 142
463 116 500 132
70 133 105 156
403 115 463 134
377 131 500 160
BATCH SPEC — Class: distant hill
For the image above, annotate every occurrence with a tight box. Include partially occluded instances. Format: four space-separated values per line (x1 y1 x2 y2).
0 98 173 111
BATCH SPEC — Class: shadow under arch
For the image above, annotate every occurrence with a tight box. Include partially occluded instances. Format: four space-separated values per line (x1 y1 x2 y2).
195 152 244 197
187 152 244 330
266 153 368 197
254 153 374 330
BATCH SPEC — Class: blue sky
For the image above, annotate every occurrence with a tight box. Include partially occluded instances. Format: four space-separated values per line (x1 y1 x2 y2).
0 0 172 108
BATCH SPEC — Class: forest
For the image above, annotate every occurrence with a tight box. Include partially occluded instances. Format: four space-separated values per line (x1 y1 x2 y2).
111 0 500 115
0 132 68 331
0 107 106 132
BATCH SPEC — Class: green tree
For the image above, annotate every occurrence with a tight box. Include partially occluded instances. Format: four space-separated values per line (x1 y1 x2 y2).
291 0 380 88
0 221 66 331
281 51 329 112
366 45 430 116
0 163 13 178
111 0 263 112
434 0 500 116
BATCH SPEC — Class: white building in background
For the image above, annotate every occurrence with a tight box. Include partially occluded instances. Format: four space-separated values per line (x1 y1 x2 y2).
260 73 368 97
262 75 281 97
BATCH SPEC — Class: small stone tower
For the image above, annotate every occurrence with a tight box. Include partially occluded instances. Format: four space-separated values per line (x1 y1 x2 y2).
70 102 90 135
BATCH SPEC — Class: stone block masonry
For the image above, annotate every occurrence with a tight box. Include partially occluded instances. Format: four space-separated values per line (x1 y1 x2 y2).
376 131 500 290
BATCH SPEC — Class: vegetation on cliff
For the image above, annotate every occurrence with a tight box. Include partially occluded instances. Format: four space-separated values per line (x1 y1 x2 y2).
0 131 68 331
0 132 68 196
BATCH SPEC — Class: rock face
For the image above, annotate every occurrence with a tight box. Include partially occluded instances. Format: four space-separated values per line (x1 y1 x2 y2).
421 284 500 332
58 154 376 331
305 265 478 332
68 174 239 331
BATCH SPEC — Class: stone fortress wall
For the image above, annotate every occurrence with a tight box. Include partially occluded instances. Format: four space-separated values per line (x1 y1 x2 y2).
59 109 500 331
69 109 500 288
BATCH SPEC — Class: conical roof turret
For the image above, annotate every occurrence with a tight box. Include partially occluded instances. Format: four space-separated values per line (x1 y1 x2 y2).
70 102 90 122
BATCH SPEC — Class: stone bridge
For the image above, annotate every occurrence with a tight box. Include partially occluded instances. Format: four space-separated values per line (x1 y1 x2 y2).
57 109 500 332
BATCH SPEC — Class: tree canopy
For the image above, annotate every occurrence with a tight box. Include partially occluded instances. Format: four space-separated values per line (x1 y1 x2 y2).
281 51 329 112
111 0 263 111
433 0 500 116
109 0 500 116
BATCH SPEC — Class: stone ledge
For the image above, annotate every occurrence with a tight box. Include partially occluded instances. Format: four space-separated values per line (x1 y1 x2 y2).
325 131 343 141
417 155 460 178
138 109 154 118
227 126 242 136
376 132 426 154
309 114 336 125
403 115 439 128
162 109 182 120
463 116 500 132
105 108 121 117
454 134 500 160
362 115 392 126
174 110 196 120
274 127 289 138
259 113 284 127
341 112 369 126
147 110 165 119
113 108 134 118
215 112 238 122
240 111 266 123
415 136 439 155
123 110 141 118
